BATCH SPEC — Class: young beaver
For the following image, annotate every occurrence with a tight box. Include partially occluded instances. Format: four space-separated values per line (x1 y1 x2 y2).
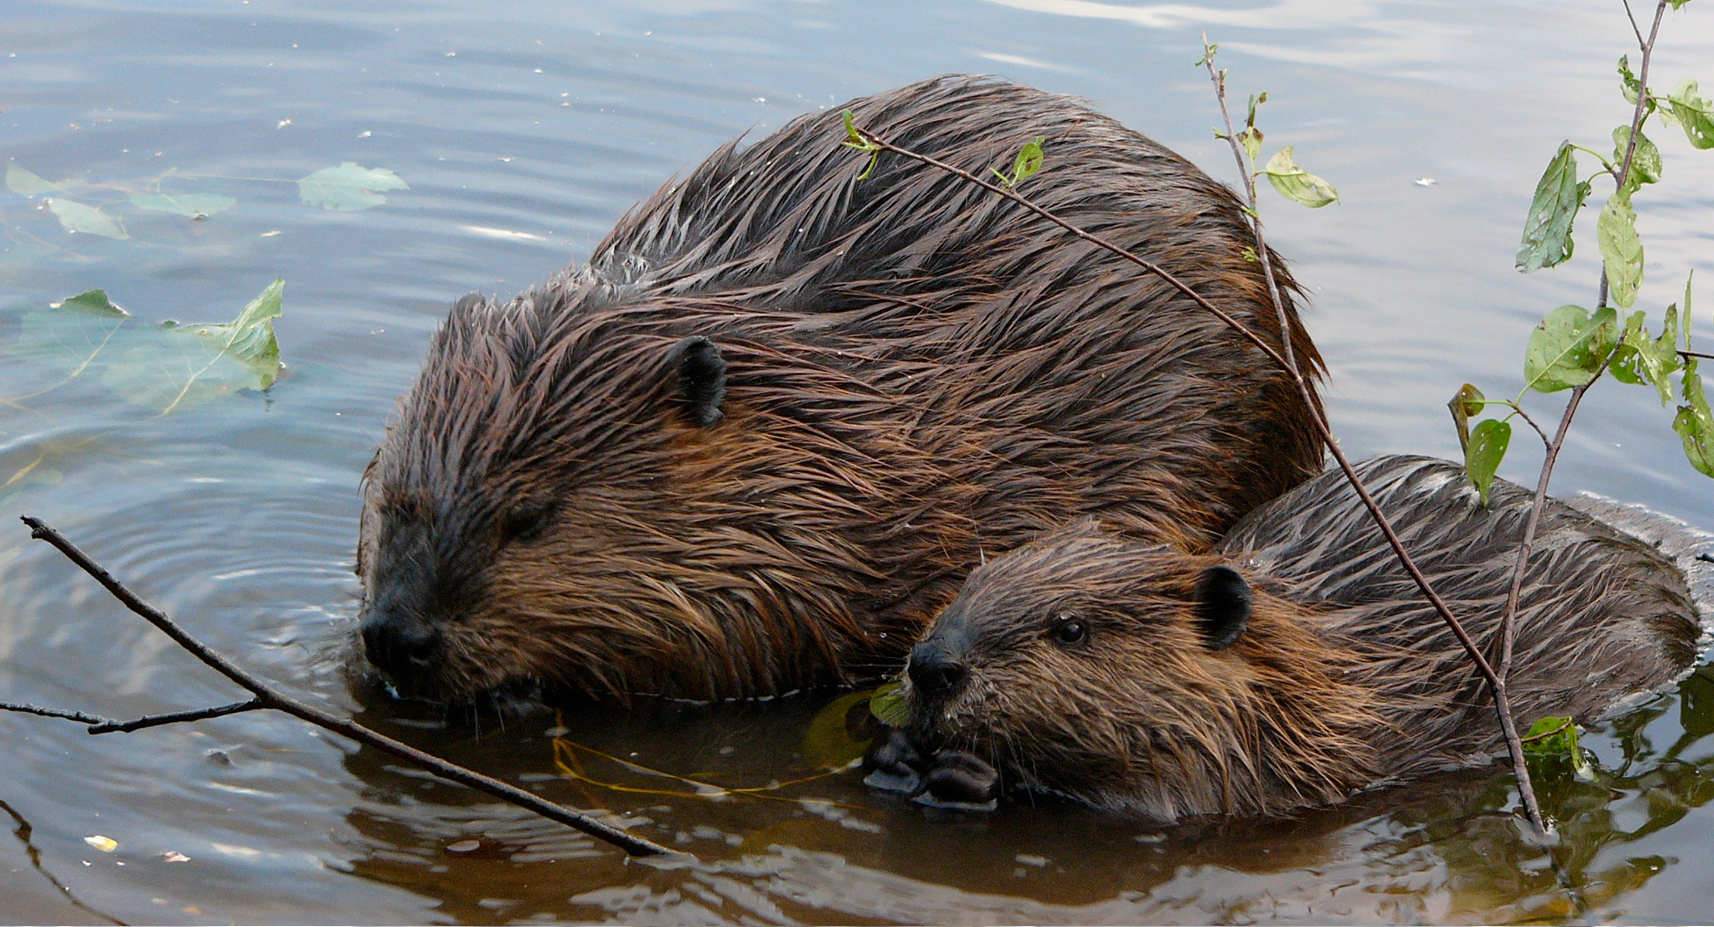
358 75 1325 704
892 455 1704 820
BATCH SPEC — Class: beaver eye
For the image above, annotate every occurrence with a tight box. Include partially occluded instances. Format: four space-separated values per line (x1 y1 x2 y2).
1050 613 1087 646
499 501 554 545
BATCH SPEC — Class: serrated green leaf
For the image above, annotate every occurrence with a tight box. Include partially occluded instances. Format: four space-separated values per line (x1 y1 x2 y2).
869 679 909 728
100 278 284 414
1524 305 1619 393
1598 193 1644 309
128 193 237 218
1612 126 1662 190
1447 383 1485 455
1516 142 1583 272
801 690 880 770
1667 80 1714 149
6 290 132 381
1675 358 1714 477
1260 146 1337 208
1466 419 1510 507
47 198 128 239
297 162 408 211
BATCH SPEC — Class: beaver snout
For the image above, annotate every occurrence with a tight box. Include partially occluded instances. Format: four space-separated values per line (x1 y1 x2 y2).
360 602 444 692
907 638 968 699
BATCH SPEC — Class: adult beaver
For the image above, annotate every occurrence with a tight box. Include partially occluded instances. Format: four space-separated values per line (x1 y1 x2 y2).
357 75 1324 704
889 455 1704 820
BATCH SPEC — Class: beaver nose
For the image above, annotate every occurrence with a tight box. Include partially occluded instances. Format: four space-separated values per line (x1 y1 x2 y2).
908 640 968 697
361 605 444 684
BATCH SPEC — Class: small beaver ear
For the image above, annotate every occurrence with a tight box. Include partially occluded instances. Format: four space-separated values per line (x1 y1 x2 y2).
1194 565 1251 650
674 336 727 427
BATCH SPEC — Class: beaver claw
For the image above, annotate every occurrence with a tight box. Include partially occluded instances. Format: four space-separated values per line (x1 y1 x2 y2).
863 729 1000 811
862 728 925 794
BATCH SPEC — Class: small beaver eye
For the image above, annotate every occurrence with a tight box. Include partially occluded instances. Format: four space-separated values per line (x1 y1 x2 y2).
1051 614 1087 646
500 502 554 545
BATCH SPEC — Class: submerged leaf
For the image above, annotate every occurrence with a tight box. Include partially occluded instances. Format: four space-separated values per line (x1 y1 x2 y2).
7 164 62 196
297 162 408 211
7 290 132 380
47 198 129 239
129 192 237 218
1465 419 1511 507
1524 304 1619 393
1516 142 1584 272
802 690 881 770
101 278 285 414
1259 146 1338 208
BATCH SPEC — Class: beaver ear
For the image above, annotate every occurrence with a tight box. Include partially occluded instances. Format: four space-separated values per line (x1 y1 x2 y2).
1194 565 1251 650
674 336 727 427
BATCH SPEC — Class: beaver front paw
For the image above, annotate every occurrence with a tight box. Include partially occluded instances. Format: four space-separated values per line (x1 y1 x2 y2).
912 749 1001 811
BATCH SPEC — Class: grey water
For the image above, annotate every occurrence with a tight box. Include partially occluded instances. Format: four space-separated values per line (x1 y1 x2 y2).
4 0 1714 923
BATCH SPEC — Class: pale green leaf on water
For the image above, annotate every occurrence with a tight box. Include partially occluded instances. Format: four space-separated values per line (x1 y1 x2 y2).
1465 418 1510 507
801 690 882 770
1612 126 1663 190
47 198 129 239
1676 358 1714 478
1516 141 1583 272
6 290 131 380
99 278 284 414
128 193 237 218
1260 146 1338 208
869 679 909 729
297 162 408 211
1524 304 1619 393
1667 80 1714 149
1598 192 1644 309
1447 383 1485 456
7 164 61 196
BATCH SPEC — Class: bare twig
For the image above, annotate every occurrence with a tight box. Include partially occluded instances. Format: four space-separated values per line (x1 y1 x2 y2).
10 515 683 860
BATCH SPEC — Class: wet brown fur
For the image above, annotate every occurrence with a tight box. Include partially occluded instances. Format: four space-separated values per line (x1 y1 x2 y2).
906 455 1703 820
358 75 1324 703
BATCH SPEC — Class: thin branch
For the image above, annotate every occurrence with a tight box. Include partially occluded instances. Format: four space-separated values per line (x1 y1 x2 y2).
14 515 683 860
91 700 265 734
1511 404 1554 449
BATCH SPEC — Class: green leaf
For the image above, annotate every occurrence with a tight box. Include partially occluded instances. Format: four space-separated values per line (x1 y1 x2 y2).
1618 56 1643 107
1675 358 1714 477
801 690 881 770
1515 142 1584 272
47 198 129 239
128 193 237 218
869 679 909 728
7 164 62 196
1598 193 1644 309
1524 304 1619 393
100 278 285 414
1523 716 1594 781
1259 146 1338 208
1011 137 1044 185
1667 80 1714 149
1612 305 1682 404
6 290 132 380
840 110 882 180
1466 419 1511 507
296 162 408 211
1447 383 1485 455
1238 127 1263 162
1612 126 1662 191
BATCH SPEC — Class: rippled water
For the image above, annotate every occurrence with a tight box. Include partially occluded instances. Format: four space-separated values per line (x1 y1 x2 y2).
4 1 1714 923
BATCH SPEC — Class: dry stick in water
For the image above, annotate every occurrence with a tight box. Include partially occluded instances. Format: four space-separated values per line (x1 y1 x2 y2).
848 116 1549 836
11 515 682 860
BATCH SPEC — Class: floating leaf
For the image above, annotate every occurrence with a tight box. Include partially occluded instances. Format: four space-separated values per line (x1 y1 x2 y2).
801 690 881 770
1666 80 1714 150
1515 142 1588 272
1447 383 1485 455
1598 192 1644 309
869 679 909 728
1612 126 1662 190
7 290 132 380
100 278 284 414
1676 358 1714 477
47 198 129 239
7 164 61 196
83 835 118 853
1524 304 1619 393
297 162 408 211
1259 146 1338 208
1466 419 1511 507
1522 716 1595 781
128 193 236 218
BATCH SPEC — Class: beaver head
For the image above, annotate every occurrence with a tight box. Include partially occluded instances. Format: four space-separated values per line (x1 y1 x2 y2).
902 524 1384 821
356 292 888 703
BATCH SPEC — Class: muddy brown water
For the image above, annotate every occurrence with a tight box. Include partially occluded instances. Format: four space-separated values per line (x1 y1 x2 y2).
5 1 1714 924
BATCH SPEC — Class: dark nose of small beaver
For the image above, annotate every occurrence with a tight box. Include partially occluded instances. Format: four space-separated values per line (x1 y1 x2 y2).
361 605 443 685
908 640 968 698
